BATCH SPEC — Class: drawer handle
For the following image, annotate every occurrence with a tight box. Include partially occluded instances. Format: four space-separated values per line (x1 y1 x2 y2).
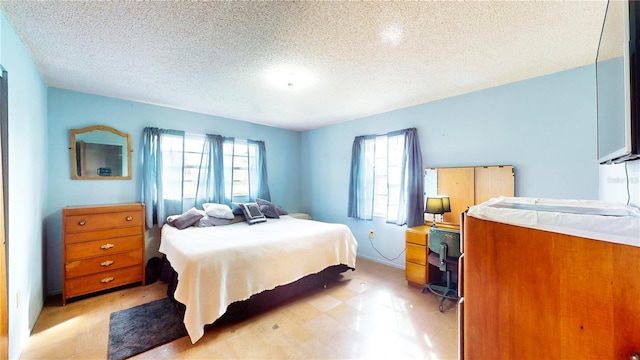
126 216 133 221
78 220 86 226
100 243 115 250
100 276 114 283
101 260 114 267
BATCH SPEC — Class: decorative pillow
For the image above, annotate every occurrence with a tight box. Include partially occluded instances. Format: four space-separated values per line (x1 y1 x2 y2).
230 202 245 216
202 203 235 219
240 203 267 225
275 204 288 215
256 198 280 219
166 208 204 229
195 214 245 227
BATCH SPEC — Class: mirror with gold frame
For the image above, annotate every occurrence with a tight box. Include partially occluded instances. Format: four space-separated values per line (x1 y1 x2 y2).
70 125 132 180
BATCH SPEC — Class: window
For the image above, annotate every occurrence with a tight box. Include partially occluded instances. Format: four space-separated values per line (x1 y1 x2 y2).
159 135 260 204
183 135 205 199
158 131 186 204
223 139 259 203
142 127 271 226
370 135 403 219
385 134 405 219
348 128 424 227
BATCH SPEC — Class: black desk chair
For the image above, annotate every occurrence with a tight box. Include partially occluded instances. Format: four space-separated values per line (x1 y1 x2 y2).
422 227 461 312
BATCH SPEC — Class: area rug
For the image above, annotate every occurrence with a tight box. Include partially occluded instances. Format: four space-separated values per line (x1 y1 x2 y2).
108 298 188 360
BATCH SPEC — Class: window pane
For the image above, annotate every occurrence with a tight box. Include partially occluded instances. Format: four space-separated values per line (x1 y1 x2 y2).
234 156 248 168
181 136 204 200
367 132 407 220
373 195 388 216
372 135 388 217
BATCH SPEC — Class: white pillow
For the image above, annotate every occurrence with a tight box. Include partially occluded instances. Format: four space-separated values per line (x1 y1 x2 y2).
202 203 235 219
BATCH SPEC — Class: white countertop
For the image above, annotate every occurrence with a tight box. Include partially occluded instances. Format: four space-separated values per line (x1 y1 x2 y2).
468 197 640 248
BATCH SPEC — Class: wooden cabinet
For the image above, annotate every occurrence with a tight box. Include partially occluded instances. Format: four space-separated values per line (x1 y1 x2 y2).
461 214 640 359
405 225 431 286
62 203 145 305
405 222 458 287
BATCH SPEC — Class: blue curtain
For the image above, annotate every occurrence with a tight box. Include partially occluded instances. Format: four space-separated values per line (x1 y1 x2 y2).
250 139 271 201
141 127 185 228
401 128 424 227
347 135 375 220
194 134 225 208
347 128 423 227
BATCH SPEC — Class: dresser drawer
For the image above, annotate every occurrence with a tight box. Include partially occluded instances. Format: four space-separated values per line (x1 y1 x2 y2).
405 262 427 285
64 210 143 233
406 243 427 265
66 235 142 261
64 265 144 298
65 226 141 244
406 229 427 246
65 250 143 278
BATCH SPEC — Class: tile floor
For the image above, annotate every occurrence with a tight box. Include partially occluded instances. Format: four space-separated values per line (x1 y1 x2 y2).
20 258 458 359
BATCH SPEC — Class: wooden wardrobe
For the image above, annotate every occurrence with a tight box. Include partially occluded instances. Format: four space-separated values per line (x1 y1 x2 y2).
461 213 640 359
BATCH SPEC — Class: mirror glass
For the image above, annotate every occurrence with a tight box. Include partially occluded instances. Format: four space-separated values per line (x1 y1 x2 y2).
70 125 131 180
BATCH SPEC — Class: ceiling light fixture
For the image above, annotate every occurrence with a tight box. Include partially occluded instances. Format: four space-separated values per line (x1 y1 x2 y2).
380 25 403 46
264 65 315 91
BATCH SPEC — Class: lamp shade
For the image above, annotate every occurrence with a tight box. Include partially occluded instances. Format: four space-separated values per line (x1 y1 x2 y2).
441 196 451 213
425 197 445 215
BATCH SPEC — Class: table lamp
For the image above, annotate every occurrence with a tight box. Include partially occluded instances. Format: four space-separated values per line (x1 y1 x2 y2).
425 196 451 226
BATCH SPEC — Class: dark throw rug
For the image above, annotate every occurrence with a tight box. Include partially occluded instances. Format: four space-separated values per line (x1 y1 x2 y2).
108 298 188 360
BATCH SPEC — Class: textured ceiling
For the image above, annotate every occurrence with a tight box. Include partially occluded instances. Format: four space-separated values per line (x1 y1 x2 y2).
1 1 607 131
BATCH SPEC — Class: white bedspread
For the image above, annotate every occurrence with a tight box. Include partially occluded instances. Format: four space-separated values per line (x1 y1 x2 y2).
159 215 358 343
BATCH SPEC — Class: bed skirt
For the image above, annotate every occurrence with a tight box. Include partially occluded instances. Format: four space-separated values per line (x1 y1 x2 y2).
162 257 354 324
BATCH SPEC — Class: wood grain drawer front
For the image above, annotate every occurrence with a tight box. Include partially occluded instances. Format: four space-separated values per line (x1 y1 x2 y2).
64 265 143 298
65 211 143 233
406 243 427 265
406 230 427 246
405 262 426 284
66 235 142 261
64 226 140 244
65 250 143 279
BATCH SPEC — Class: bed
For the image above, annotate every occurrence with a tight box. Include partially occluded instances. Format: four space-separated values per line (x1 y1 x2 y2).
159 214 358 343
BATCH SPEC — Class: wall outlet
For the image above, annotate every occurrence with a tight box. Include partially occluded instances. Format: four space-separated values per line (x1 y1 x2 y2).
369 230 375 238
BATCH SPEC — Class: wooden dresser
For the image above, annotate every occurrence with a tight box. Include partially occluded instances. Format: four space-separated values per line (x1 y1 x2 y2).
62 203 145 305
462 213 640 359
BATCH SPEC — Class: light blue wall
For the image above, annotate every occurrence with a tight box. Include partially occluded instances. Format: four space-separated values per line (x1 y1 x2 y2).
2 9 628 359
46 88 302 295
1 10 49 360
301 65 600 268
599 161 640 207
